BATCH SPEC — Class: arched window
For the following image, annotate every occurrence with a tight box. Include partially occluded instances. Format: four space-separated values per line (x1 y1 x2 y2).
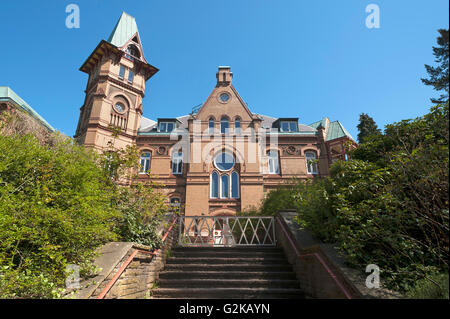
139 152 151 174
234 117 241 135
231 171 239 199
221 174 229 198
126 44 141 59
171 151 183 175
220 116 229 134
267 150 280 174
170 197 181 213
305 151 318 174
211 171 219 198
209 117 215 134
210 170 239 199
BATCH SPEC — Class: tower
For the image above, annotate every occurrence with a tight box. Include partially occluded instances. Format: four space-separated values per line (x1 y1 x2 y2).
74 12 158 151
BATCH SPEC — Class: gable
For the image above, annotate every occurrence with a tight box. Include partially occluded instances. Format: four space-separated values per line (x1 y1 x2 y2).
196 67 254 122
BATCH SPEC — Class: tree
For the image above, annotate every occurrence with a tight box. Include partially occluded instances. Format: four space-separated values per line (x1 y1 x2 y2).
356 113 381 144
421 29 449 104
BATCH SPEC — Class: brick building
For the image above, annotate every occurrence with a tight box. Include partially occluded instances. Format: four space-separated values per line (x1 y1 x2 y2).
74 12 356 217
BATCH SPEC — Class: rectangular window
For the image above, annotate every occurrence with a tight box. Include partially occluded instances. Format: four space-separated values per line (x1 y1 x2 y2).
119 65 125 79
280 121 298 132
172 153 183 175
268 151 280 174
128 70 134 83
231 172 239 198
211 172 219 198
221 174 229 198
305 152 318 174
139 152 151 174
159 121 175 132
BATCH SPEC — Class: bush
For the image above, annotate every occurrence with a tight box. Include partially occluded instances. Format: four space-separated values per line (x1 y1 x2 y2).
0 134 119 298
406 272 449 299
0 130 171 298
261 104 449 292
114 182 168 249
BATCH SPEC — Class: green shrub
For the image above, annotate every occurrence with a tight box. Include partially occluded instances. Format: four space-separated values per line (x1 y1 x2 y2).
261 104 448 292
406 272 449 299
259 186 298 216
0 134 119 298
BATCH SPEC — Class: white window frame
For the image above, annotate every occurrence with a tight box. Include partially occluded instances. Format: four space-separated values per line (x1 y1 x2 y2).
267 150 280 174
210 171 219 198
220 174 230 199
231 171 239 199
171 152 183 175
305 151 318 175
159 121 175 133
139 152 151 174
211 170 239 199
280 121 298 132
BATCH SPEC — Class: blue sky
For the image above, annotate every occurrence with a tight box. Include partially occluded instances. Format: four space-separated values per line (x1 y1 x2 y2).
0 0 448 139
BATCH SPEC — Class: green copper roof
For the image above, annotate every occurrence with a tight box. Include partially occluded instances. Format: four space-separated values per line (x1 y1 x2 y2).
107 12 139 48
0 86 55 131
309 117 328 130
326 121 354 141
309 117 354 142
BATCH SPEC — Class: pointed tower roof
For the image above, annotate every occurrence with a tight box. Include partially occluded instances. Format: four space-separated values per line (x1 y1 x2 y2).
107 12 139 48
79 12 158 80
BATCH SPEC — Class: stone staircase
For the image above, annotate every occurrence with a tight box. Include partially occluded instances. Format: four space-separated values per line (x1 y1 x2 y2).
151 246 305 299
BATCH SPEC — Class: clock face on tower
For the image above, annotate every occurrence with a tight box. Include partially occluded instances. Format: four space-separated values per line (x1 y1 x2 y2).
114 102 125 113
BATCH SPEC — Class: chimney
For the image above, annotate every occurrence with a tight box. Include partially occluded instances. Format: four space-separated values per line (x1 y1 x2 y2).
216 66 233 86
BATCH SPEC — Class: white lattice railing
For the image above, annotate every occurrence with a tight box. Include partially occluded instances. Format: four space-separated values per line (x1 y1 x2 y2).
178 216 276 247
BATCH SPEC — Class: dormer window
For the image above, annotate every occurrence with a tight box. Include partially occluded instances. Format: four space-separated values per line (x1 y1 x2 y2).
159 121 175 133
280 121 298 132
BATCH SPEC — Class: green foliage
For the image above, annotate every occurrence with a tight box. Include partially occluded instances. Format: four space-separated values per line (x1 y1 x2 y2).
259 186 298 216
0 134 119 298
405 272 449 299
0 129 171 298
114 182 168 249
356 113 382 144
262 103 449 294
421 29 449 104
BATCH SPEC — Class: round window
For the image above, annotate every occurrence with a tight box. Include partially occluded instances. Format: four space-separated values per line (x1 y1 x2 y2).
214 152 235 171
219 93 230 102
114 102 125 113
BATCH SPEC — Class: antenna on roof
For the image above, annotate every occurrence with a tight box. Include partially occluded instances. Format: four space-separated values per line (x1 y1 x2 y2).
190 103 203 115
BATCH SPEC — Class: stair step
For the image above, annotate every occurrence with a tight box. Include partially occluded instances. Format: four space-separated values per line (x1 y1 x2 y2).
158 278 300 288
172 247 282 253
159 270 297 280
163 263 293 272
152 287 305 299
166 257 287 264
171 250 285 258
